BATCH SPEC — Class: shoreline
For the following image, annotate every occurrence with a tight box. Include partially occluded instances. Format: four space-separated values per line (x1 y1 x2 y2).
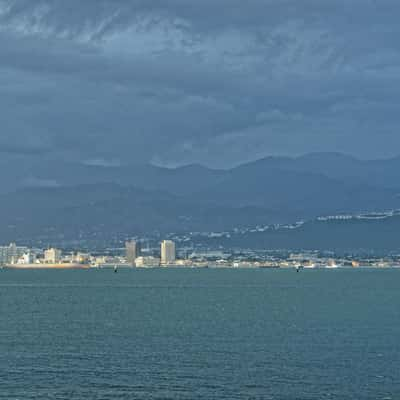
3 263 88 269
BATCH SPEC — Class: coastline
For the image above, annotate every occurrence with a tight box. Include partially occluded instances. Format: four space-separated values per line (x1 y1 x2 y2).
3 263 89 269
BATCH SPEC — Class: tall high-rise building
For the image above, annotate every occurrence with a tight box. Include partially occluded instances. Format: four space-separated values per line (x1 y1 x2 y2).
126 240 139 266
161 240 176 265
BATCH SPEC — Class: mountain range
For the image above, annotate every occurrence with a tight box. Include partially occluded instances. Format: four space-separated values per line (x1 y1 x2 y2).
1 152 400 245
202 212 400 254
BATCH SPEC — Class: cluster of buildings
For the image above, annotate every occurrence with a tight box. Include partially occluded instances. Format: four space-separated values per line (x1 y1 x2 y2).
0 243 91 267
0 240 178 268
125 240 176 267
2 241 400 269
0 243 29 265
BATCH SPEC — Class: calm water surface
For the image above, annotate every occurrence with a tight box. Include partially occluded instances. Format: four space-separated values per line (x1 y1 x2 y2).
0 268 399 399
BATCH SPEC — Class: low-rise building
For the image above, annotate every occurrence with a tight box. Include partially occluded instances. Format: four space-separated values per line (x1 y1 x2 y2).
135 256 160 267
44 248 62 264
0 243 29 264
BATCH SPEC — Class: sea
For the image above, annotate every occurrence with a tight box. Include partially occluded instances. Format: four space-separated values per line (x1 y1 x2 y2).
0 268 399 399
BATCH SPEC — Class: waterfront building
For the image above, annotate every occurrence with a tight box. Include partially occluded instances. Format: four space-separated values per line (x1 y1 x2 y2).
135 256 160 268
161 240 176 265
18 252 36 264
126 240 140 266
0 243 29 264
73 252 91 264
44 248 62 264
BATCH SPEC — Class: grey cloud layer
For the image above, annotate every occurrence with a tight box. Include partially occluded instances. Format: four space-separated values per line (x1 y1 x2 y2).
1 0 400 166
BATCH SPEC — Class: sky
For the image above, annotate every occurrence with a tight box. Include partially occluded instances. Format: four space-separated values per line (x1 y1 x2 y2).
1 0 400 168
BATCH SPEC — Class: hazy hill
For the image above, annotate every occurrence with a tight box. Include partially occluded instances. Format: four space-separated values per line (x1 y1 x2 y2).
4 152 400 195
1 153 400 243
235 152 400 189
0 184 284 243
191 165 399 213
205 213 400 253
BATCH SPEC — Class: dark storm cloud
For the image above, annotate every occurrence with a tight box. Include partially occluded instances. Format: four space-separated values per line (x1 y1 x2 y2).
1 0 400 166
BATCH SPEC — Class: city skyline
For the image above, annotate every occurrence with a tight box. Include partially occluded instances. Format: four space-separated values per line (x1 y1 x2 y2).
2 239 399 269
1 2 399 398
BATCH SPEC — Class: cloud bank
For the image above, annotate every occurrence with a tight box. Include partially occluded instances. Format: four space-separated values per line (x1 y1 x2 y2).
1 0 400 167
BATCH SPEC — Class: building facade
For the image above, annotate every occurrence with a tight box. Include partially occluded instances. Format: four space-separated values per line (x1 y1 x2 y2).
126 240 140 266
0 243 28 264
161 240 176 265
135 256 160 268
44 248 62 264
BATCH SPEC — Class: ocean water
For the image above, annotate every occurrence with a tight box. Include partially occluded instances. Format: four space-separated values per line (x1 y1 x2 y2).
0 268 399 399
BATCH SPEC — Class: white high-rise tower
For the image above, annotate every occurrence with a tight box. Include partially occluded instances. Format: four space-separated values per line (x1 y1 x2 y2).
161 240 176 265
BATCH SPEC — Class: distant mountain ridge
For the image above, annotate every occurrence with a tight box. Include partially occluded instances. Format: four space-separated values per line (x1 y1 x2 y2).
1 152 400 244
4 152 400 194
236 152 400 190
200 211 400 253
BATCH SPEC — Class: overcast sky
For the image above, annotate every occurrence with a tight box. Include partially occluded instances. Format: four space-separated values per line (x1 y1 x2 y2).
1 0 400 167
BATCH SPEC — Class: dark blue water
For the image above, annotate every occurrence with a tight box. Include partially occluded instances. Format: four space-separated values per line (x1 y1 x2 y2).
0 268 399 399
